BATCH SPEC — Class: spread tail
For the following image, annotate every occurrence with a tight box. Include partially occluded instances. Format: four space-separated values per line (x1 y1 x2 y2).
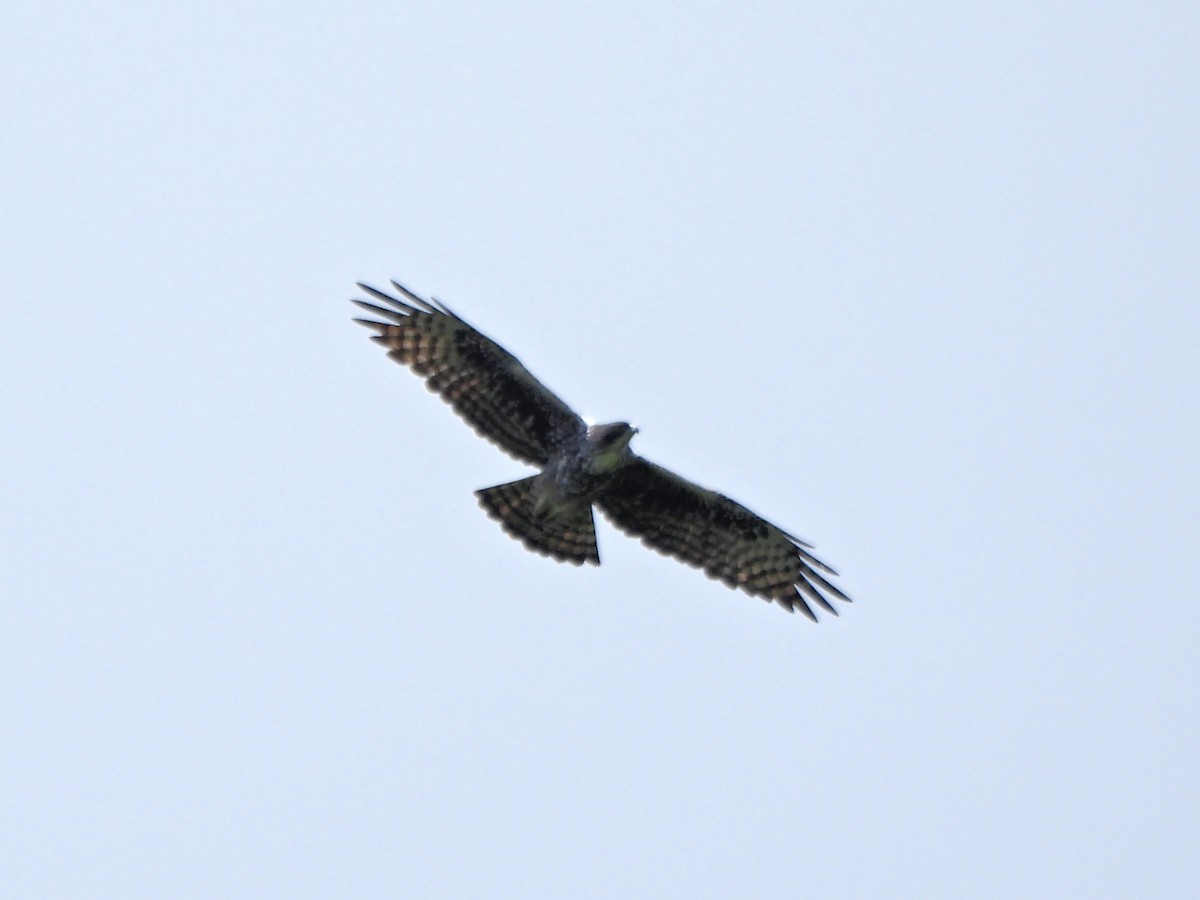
475 476 600 566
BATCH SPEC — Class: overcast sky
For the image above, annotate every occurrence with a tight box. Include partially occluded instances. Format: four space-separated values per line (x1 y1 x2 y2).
3 2 1197 897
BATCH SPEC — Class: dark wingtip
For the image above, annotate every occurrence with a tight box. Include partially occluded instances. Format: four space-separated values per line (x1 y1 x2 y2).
794 598 818 622
389 280 452 317
352 298 410 324
356 282 423 314
806 567 852 605
387 279 420 301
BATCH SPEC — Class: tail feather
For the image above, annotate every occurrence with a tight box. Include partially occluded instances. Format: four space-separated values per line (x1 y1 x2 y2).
475 477 600 566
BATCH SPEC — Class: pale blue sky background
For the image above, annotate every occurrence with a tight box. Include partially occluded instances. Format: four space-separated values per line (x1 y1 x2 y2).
3 2 1197 897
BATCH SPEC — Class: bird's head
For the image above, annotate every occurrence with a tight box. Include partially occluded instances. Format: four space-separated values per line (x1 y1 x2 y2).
588 421 638 449
585 422 638 472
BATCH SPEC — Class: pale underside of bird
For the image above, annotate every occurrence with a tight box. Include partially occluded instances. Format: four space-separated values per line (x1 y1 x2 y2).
352 280 851 620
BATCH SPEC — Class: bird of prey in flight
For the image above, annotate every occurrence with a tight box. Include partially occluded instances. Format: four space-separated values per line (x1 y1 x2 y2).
352 280 851 620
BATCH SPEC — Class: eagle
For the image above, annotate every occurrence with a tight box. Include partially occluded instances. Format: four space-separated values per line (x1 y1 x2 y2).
352 280 851 620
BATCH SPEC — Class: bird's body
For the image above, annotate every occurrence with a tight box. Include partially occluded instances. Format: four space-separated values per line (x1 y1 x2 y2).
353 280 850 620
532 423 638 517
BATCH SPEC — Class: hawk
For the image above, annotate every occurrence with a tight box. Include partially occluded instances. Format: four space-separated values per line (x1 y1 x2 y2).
353 280 851 620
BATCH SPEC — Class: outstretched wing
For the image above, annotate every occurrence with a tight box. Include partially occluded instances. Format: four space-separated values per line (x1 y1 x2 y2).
597 458 851 620
353 281 586 466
